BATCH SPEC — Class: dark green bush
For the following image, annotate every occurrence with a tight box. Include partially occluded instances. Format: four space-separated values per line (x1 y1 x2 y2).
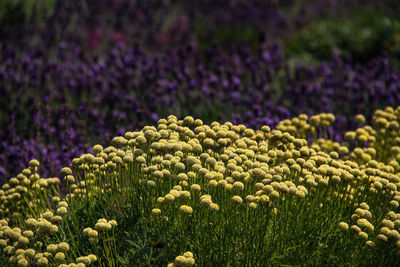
285 11 400 63
0 0 55 36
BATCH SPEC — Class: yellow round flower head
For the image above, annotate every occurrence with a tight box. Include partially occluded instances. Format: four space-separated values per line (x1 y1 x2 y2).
365 240 375 247
172 185 182 191
179 251 191 259
58 242 70 253
377 234 388 243
17 258 28 267
185 257 195 266
208 180 218 188
164 194 175 203
271 190 280 199
355 114 366 124
249 202 258 209
200 196 212 207
359 202 369 210
55 252 65 262
152 208 162 215
224 183 233 191
179 205 193 214
36 257 48 266
179 190 191 199
358 231 368 240
232 181 244 191
174 255 187 266
83 227 92 236
190 184 201 192
29 159 40 168
88 254 98 262
57 207 68 217
88 230 98 238
77 256 92 265
231 195 243 205
22 229 34 238
60 167 73 177
50 224 59 234
47 243 58 253
209 203 220 212
382 219 394 229
272 208 278 215
108 219 118 228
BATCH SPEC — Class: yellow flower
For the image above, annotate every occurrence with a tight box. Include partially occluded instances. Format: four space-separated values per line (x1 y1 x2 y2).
272 208 278 215
249 202 258 209
232 181 244 191
88 254 98 262
109 219 118 228
88 230 98 238
231 195 243 205
29 159 40 168
83 227 92 235
179 205 193 214
382 219 394 229
164 194 175 202
358 231 368 240
47 244 58 253
152 208 162 215
207 180 218 188
24 248 35 259
57 207 68 216
209 203 219 212
17 258 28 267
58 242 70 253
55 252 65 262
60 167 73 177
183 251 194 258
76 256 92 265
377 234 388 243
174 255 187 266
190 184 201 192
355 114 366 124
36 256 48 266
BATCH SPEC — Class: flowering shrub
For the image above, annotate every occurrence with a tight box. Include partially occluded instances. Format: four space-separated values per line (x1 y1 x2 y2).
1 106 400 265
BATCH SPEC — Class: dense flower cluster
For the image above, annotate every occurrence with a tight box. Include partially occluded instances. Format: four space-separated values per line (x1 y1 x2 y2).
168 251 195 267
0 185 112 266
2 1 400 265
2 106 400 265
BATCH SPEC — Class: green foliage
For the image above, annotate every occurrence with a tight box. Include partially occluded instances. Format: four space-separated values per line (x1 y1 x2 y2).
196 22 261 52
286 11 400 63
0 0 55 35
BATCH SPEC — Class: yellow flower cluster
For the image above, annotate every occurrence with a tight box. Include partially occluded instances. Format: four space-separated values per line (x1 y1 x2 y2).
0 159 61 224
168 251 195 266
83 218 117 245
0 192 103 267
62 111 400 257
3 105 400 265
376 211 400 248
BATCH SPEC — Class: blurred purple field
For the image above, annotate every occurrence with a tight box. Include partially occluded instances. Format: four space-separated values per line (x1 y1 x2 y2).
1 0 400 181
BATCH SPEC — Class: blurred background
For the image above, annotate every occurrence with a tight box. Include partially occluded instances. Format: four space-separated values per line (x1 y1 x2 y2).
1 0 400 180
